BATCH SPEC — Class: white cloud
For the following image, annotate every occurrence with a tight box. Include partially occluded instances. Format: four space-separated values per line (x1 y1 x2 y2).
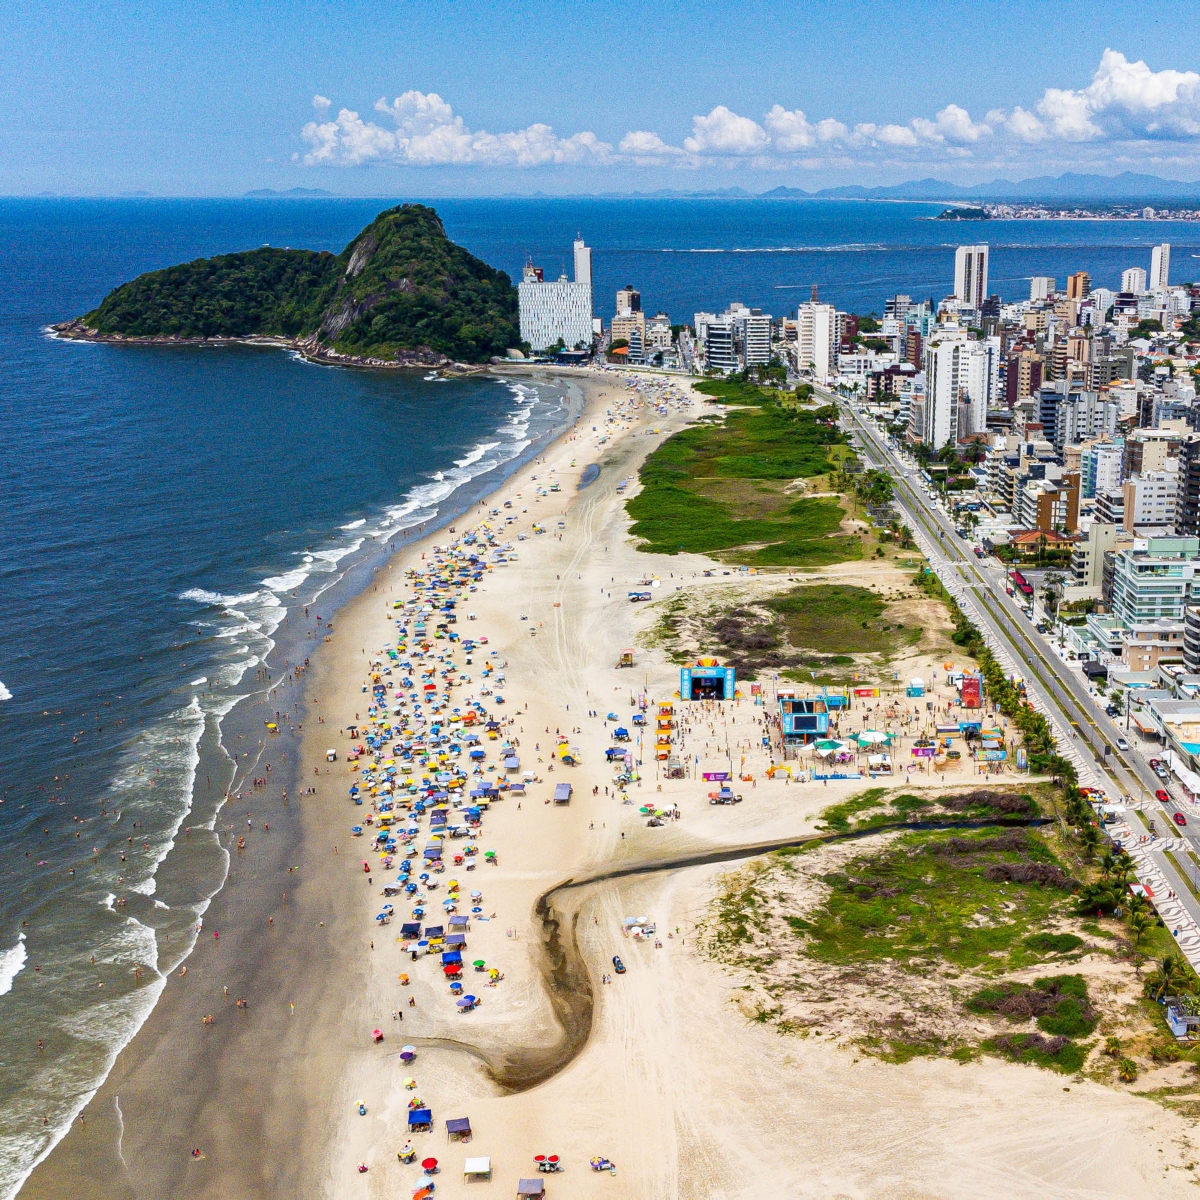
300 53 1200 172
300 90 613 167
682 106 769 155
619 130 686 159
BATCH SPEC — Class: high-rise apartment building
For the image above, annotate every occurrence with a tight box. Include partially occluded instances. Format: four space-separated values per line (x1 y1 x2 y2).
518 246 594 352
1005 349 1044 406
796 302 839 380
953 244 989 309
1121 267 1148 295
741 309 772 366
1030 276 1056 302
920 332 970 449
1151 243 1171 291
905 328 922 369
1177 434 1200 538
703 320 737 373
615 286 641 317
572 236 592 288
1066 272 1091 300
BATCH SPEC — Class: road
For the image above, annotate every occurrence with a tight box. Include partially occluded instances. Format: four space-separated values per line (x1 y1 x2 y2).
826 390 1200 933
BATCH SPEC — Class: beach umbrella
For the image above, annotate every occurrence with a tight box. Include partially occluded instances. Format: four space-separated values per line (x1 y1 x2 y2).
473 959 486 968
471 906 483 914
421 1158 439 1172
456 998 473 1009
403 1077 416 1089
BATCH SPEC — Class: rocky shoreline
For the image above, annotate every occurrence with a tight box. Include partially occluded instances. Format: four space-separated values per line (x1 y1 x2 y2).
49 319 491 374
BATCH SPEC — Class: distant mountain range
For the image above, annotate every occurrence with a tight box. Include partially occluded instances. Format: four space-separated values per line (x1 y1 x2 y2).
766 172 1200 202
244 187 339 198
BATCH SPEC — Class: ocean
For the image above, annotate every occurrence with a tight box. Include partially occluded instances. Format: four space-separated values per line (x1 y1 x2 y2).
0 195 1197 1194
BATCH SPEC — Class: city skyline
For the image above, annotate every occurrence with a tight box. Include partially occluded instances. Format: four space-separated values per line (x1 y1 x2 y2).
2 1 1200 195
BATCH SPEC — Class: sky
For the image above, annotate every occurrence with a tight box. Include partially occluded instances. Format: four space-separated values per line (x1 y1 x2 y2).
2 0 1200 196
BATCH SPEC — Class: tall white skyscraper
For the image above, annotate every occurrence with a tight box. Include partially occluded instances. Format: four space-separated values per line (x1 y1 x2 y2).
573 236 592 288
1121 267 1148 294
796 302 838 381
1150 242 1171 291
953 244 989 309
922 332 969 448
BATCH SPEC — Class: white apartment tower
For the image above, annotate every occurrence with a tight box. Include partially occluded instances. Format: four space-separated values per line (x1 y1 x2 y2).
953 244 989 309
1151 243 1171 291
796 302 839 381
1121 266 1148 295
921 332 970 449
1030 276 1056 302
573 236 592 289
518 241 594 353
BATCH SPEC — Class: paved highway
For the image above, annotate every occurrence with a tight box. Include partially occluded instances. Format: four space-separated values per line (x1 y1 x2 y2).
827 391 1200 921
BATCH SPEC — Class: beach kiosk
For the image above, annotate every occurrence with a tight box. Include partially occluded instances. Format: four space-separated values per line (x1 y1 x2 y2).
464 1156 491 1181
680 657 736 702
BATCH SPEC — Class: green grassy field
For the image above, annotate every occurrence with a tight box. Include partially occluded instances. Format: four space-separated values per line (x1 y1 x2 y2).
766 583 920 655
787 827 1075 972
627 388 862 565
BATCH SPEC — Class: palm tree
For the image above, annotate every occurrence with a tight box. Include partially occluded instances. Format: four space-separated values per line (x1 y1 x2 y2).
1078 823 1100 860
1042 570 1065 620
1127 910 1152 948
1145 954 1193 1002
1098 848 1118 882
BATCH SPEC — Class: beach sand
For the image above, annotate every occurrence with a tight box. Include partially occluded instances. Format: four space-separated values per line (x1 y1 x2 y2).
23 368 1200 1199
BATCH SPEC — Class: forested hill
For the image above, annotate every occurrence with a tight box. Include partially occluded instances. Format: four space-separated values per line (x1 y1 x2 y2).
66 204 520 365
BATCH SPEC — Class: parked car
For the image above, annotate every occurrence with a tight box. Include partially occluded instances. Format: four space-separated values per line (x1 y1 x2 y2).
1156 788 1171 803
611 955 626 975
1105 705 1119 717
1175 812 1188 827
1116 737 1130 752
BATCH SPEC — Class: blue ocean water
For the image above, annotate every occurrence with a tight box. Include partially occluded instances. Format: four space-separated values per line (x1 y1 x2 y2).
0 195 1197 1193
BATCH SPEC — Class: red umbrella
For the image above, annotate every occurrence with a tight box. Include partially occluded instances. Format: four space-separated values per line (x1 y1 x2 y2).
443 964 461 975
421 1157 438 1171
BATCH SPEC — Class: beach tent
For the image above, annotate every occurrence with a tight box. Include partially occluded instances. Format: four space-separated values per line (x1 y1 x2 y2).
856 730 891 746
408 1108 433 1131
463 1156 490 1179
446 1116 472 1142
554 783 572 804
517 1181 545 1198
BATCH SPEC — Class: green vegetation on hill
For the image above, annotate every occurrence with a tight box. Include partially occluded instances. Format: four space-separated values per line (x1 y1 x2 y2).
627 389 859 565
76 204 519 364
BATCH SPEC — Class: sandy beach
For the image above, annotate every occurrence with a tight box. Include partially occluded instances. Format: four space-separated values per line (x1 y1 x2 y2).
23 365 1200 1199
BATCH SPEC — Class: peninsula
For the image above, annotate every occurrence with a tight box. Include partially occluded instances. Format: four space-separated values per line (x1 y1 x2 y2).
53 203 520 366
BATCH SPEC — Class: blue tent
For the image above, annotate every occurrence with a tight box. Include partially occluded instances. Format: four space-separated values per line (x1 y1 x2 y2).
441 950 463 964
408 1108 432 1129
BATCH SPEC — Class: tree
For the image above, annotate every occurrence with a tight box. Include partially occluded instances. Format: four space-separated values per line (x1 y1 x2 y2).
1042 570 1065 619
1127 909 1153 948
1078 823 1101 860
1145 954 1193 1002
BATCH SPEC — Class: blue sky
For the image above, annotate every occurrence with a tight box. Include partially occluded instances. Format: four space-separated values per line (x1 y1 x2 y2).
2 0 1199 195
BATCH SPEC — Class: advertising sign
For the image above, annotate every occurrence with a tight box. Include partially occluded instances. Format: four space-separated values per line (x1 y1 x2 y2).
1016 748 1027 770
960 673 982 709
911 746 936 757
702 771 730 781
854 687 880 698
975 749 1008 762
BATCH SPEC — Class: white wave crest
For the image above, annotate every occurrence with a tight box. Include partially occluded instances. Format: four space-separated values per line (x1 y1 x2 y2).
0 681 10 701
0 933 28 997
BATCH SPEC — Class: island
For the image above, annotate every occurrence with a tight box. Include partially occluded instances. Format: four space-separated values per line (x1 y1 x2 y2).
53 203 520 367
934 206 991 220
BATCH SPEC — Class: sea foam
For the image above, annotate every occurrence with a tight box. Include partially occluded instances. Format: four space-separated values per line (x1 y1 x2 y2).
0 934 27 997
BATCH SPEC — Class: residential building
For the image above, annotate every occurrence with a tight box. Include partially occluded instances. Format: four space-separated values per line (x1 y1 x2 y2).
1122 267 1148 295
703 320 737 373
905 328 922 369
1067 272 1091 300
615 285 641 317
954 244 989 309
1096 488 1126 527
740 308 772 366
920 332 969 448
1151 243 1171 291
572 236 592 288
1185 606 1200 673
796 302 839 381
1030 276 1056 302
1178 434 1200 538
1122 618 1185 672
1080 440 1123 499
1123 468 1179 532
1006 349 1044 405
611 310 646 348
645 312 673 352
1071 521 1123 589
518 254 594 352
1109 536 1200 626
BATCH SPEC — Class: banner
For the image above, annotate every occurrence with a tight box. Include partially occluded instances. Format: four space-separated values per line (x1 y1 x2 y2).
702 771 730 781
975 749 1007 762
911 746 936 757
